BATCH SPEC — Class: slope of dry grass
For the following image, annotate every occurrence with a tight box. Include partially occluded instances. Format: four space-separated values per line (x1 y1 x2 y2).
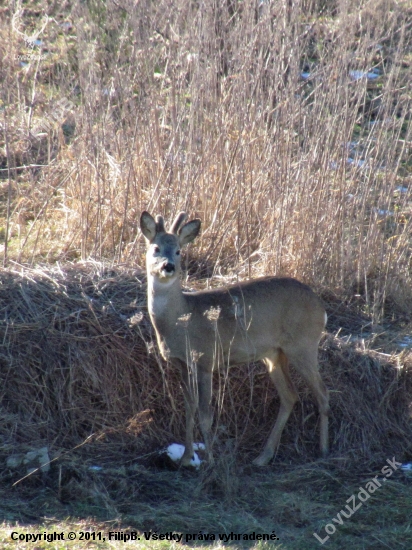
0 263 410 550
0 263 411 464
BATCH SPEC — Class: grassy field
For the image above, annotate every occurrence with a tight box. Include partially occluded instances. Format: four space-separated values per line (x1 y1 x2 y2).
1 455 411 549
1 0 412 549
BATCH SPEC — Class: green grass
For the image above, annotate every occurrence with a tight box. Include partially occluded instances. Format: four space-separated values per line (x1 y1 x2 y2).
1 459 411 549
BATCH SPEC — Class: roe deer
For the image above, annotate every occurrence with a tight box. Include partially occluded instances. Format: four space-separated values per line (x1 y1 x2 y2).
140 211 329 466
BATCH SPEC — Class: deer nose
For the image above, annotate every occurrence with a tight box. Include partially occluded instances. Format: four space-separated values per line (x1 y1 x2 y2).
162 262 175 273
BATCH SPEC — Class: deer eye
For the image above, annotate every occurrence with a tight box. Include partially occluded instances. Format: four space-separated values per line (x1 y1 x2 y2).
153 245 160 253
176 250 180 256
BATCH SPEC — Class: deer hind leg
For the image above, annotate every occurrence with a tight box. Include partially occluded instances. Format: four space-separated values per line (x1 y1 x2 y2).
253 349 298 466
197 368 214 463
285 344 329 457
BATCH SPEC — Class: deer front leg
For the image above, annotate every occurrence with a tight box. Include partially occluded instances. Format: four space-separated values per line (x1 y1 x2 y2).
178 359 198 467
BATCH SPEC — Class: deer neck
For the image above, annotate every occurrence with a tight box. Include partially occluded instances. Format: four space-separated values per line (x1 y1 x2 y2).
147 274 186 337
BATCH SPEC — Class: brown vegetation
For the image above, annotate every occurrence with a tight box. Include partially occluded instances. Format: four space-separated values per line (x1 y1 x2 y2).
0 263 410 469
0 0 412 324
0 1 412 545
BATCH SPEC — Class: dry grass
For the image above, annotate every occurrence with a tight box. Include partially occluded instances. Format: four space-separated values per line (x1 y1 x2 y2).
1 2 412 548
0 262 410 466
0 259 410 549
0 0 412 323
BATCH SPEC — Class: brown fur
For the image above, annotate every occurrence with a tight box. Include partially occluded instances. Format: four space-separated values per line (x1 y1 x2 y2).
140 211 329 466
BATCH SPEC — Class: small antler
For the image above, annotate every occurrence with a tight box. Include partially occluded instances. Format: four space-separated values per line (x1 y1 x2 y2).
170 212 187 234
155 215 165 233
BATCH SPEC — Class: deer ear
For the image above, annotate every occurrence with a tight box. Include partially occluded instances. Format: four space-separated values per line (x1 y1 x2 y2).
140 211 157 242
178 219 201 246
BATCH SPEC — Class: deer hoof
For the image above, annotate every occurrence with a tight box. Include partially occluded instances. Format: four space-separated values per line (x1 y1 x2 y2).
252 451 273 467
